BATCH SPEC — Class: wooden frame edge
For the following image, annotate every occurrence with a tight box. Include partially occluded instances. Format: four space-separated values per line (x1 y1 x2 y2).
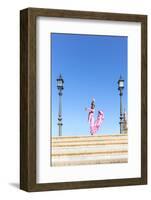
20 8 37 191
20 7 147 192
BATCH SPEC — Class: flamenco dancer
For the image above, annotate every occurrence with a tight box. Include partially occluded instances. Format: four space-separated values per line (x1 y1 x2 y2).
85 98 104 135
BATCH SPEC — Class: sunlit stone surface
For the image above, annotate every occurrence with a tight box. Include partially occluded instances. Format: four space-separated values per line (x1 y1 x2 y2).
51 134 128 166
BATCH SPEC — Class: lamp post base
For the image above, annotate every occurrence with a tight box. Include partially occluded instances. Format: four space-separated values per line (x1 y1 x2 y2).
58 122 63 136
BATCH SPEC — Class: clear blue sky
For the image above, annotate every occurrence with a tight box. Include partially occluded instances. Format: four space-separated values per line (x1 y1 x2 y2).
51 33 127 136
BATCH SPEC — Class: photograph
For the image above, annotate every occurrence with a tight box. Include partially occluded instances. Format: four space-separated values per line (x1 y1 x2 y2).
51 33 128 167
20 7 147 191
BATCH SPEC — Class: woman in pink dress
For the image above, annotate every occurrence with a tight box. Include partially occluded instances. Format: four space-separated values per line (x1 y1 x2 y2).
86 99 104 135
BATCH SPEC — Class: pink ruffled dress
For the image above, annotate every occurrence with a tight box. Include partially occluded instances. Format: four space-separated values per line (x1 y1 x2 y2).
88 109 104 135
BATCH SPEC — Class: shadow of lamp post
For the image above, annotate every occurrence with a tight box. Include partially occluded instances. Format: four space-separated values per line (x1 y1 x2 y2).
57 74 64 136
118 76 124 134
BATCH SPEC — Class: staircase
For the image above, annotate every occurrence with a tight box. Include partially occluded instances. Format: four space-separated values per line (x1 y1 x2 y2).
51 134 128 167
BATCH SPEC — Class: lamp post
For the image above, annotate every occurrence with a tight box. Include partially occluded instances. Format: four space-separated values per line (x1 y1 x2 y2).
118 76 124 134
57 74 64 136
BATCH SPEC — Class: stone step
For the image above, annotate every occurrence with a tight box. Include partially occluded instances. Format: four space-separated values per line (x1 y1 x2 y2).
52 154 128 166
52 137 127 143
52 150 127 156
52 140 128 147
52 148 127 156
52 158 128 166
52 134 127 141
51 134 128 166
53 144 127 152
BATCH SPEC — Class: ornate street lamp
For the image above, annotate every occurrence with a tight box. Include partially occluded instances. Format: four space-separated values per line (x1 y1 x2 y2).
57 74 64 136
118 76 124 134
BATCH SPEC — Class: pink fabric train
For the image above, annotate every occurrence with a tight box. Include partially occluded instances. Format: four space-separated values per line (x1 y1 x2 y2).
86 99 104 135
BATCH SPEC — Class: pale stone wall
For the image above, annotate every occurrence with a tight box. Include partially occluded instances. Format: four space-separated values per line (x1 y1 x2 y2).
51 134 128 166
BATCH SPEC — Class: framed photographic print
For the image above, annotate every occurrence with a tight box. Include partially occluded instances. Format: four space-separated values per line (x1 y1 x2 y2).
20 8 147 191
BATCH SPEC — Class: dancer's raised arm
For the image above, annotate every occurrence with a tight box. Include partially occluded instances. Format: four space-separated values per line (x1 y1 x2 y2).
85 107 94 112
